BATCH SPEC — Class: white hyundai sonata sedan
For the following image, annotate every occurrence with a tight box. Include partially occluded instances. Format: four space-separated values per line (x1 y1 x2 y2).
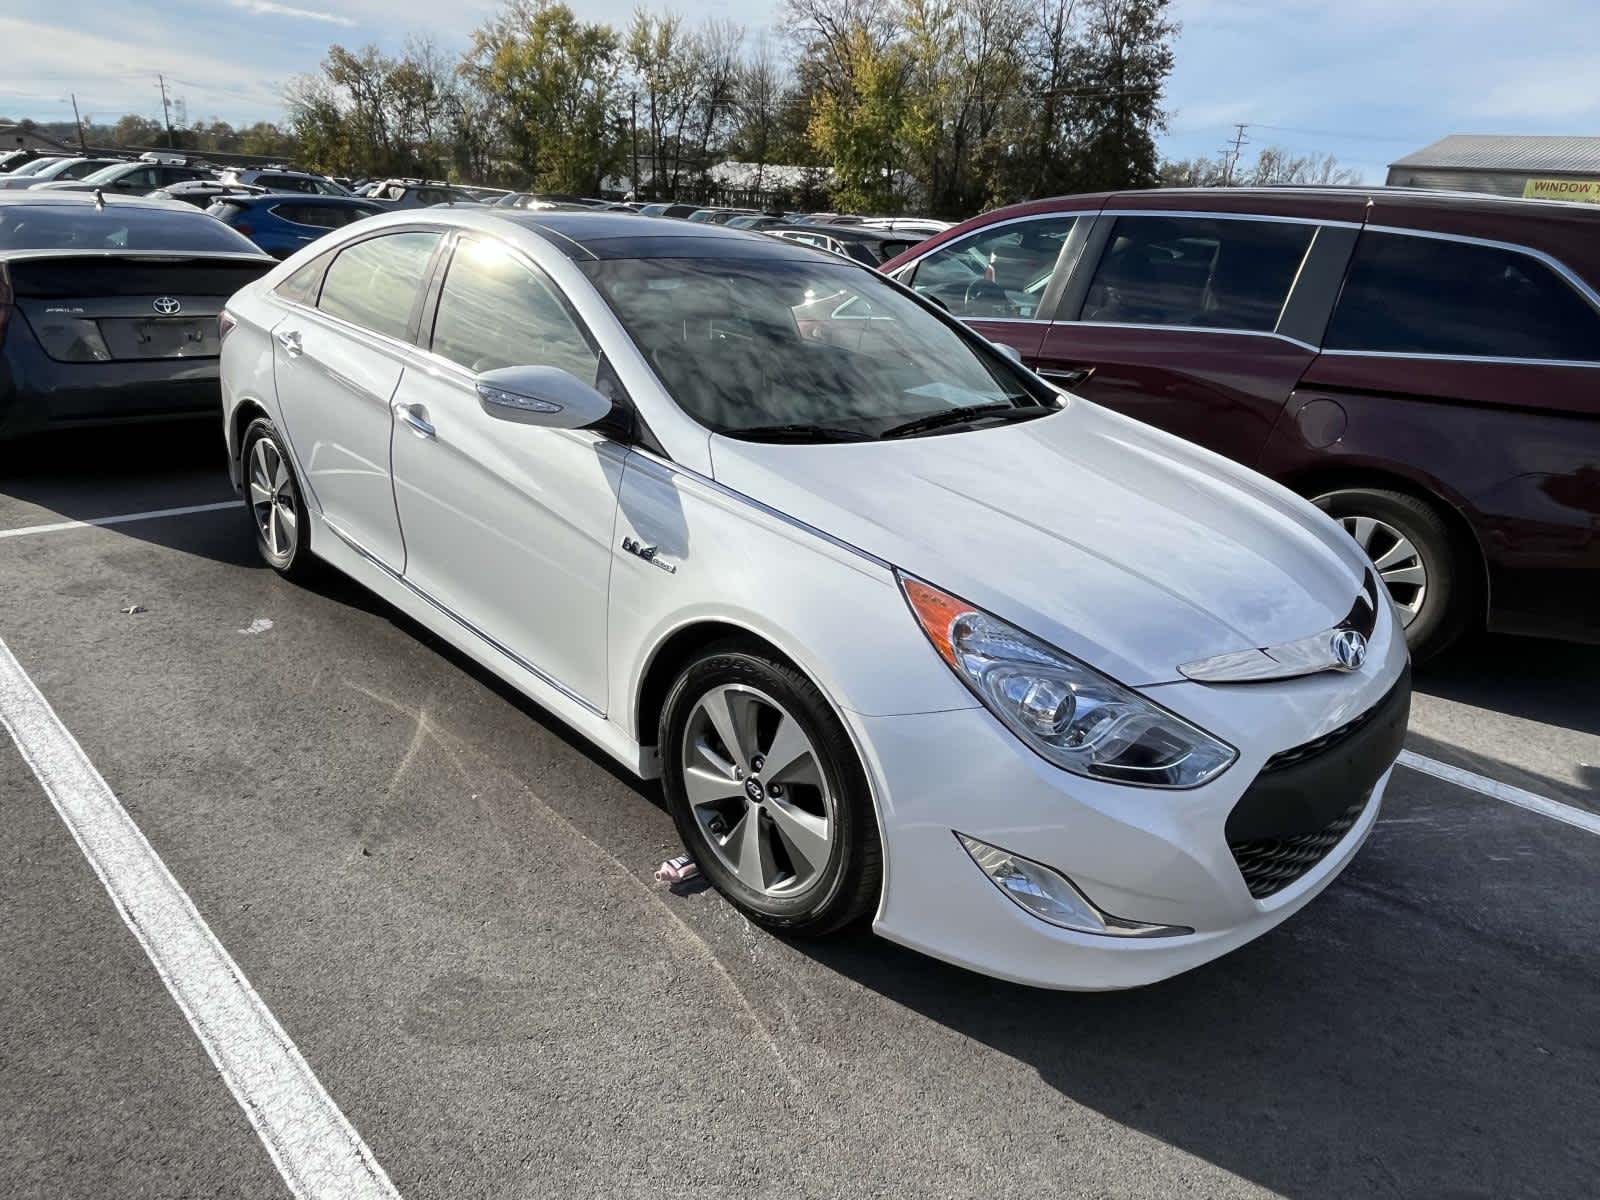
219 209 1410 990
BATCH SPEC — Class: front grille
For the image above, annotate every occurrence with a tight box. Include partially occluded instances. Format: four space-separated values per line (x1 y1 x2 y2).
1262 695 1387 772
1229 795 1369 899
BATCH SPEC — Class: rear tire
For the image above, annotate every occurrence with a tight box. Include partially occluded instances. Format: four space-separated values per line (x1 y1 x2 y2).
659 640 881 937
241 417 316 581
1314 487 1471 661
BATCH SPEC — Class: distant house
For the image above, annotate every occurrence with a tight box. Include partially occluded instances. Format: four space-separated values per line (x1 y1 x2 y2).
602 160 835 204
1387 134 1600 203
0 125 73 155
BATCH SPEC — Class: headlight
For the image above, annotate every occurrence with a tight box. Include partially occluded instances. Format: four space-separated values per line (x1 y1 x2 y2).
900 574 1236 788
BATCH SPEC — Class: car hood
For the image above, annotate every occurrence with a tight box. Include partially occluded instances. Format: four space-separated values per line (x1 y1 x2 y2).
707 400 1370 686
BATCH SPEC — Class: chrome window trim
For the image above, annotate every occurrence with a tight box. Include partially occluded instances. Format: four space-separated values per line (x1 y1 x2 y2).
1045 321 1319 353
628 446 892 573
1096 208 1362 231
325 521 605 717
1318 348 1600 370
890 209 1094 306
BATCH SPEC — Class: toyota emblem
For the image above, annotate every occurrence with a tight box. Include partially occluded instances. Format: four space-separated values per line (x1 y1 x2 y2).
1329 629 1368 671
153 296 182 315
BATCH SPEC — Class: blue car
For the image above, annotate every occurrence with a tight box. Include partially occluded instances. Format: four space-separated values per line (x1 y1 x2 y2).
205 193 385 259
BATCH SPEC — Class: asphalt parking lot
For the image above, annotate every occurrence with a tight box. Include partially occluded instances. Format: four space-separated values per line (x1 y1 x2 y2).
2 425 1597 1200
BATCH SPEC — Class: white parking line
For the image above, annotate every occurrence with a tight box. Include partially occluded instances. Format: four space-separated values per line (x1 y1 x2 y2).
0 501 242 540
0 637 401 1200
1398 749 1600 837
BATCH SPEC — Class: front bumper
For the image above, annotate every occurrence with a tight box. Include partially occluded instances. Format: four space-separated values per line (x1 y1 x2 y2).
849 611 1409 991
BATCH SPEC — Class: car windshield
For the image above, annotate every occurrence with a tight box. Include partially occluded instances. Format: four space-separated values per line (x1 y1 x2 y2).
0 204 263 253
584 257 1046 439
79 163 138 185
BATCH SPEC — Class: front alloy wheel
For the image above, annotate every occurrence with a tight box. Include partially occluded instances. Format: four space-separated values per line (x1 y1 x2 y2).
659 642 880 936
682 684 836 898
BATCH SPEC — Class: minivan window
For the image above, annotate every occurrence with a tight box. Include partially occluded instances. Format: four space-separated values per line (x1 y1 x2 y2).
430 237 599 381
1325 231 1600 362
1080 215 1315 333
317 231 439 340
910 217 1077 320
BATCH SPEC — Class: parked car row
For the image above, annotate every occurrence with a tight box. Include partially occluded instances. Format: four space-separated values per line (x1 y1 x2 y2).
2 168 1593 661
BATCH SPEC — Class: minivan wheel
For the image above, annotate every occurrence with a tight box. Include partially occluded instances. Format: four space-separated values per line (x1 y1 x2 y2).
659 642 881 936
1314 487 1468 660
241 417 315 580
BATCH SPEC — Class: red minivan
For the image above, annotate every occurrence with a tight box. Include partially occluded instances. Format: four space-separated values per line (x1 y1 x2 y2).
883 187 1600 658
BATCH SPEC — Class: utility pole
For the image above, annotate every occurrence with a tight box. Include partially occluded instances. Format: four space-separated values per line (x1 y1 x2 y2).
630 91 639 202
1220 122 1249 186
70 93 88 153
157 73 175 149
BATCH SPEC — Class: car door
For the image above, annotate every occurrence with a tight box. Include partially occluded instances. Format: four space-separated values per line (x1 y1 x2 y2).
1035 212 1324 467
389 233 626 711
271 228 442 570
896 214 1084 362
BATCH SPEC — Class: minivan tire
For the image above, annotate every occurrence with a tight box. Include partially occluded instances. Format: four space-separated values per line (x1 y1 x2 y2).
1314 486 1470 661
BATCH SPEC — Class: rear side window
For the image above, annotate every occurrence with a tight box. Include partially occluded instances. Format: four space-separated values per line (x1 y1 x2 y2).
1081 215 1314 333
317 231 440 340
275 254 328 305
1325 232 1600 362
910 217 1077 320
271 204 359 229
430 236 598 381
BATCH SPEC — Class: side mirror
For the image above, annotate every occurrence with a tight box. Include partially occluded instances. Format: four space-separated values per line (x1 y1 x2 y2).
991 340 1024 365
475 365 613 429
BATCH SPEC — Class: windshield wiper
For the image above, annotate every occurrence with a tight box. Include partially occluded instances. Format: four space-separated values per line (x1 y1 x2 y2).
879 403 1044 440
730 423 875 444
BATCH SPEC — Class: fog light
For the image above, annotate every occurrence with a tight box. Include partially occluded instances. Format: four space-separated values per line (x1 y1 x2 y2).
956 833 1191 938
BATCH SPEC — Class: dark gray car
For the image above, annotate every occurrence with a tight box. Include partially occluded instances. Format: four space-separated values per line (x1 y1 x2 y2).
0 194 273 442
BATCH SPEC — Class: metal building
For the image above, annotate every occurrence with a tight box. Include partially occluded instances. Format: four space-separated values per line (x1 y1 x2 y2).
1387 134 1600 203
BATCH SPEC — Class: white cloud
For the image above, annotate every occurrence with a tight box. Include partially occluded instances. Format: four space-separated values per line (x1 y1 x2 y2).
226 0 356 26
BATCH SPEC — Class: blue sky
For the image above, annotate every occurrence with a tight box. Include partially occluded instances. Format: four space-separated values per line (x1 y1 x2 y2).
7 0 1598 182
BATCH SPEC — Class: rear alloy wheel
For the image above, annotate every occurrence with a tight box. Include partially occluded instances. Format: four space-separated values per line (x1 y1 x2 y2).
242 417 314 580
659 643 880 936
1314 487 1470 661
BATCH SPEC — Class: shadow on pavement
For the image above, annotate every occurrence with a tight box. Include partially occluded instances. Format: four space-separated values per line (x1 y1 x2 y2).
0 421 257 566
1417 630 1600 739
790 841 1599 1200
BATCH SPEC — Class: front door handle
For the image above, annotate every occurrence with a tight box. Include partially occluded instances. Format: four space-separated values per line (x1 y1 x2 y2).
395 402 435 439
276 329 302 357
1037 365 1096 387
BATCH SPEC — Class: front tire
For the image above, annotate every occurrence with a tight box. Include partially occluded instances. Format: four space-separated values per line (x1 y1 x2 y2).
659 641 881 936
241 417 315 580
1314 486 1470 661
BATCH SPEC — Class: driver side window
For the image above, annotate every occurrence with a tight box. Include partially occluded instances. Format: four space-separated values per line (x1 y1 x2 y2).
430 236 599 383
908 217 1076 320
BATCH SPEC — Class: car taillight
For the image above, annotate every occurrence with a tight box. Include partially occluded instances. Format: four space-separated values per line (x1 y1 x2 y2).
234 224 254 237
218 310 237 341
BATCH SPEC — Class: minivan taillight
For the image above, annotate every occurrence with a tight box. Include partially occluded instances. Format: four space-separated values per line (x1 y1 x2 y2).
218 310 237 341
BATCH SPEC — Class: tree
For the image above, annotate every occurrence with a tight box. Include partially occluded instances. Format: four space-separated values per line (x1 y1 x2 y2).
1160 145 1363 188
465 0 624 192
807 25 908 212
1065 0 1176 192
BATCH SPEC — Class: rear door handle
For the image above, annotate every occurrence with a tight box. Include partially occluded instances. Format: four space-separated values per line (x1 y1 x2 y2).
394 402 435 439
276 329 302 357
1038 365 1095 387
